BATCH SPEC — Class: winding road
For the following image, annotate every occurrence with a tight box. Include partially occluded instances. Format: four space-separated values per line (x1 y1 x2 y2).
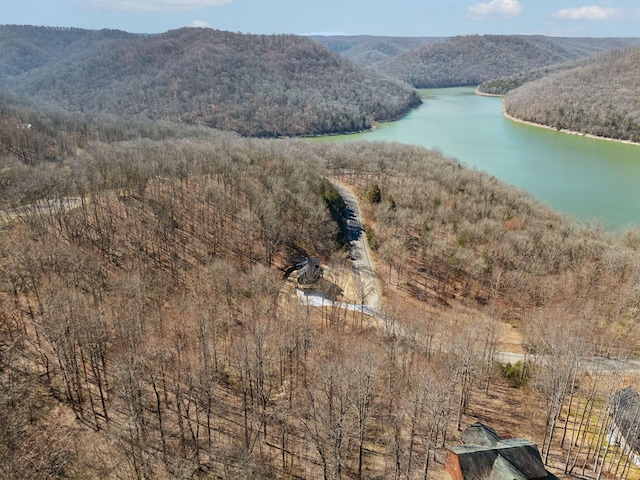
333 181 382 313
332 181 640 375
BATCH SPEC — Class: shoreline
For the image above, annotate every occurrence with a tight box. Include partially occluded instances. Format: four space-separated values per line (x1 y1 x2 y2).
472 88 640 146
302 98 422 139
302 123 376 139
502 109 640 147
474 88 503 98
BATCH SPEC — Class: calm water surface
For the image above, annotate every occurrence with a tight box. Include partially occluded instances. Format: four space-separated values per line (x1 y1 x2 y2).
324 87 640 230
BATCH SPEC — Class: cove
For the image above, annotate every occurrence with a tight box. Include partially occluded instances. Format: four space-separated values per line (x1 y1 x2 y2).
321 87 640 231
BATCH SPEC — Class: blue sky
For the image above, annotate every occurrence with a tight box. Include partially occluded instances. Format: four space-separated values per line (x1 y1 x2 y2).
4 0 640 37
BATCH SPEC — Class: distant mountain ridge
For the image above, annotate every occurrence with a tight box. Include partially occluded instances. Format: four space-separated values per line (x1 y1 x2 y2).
0 25 135 83
361 35 640 88
4 26 638 139
309 35 444 66
0 26 421 137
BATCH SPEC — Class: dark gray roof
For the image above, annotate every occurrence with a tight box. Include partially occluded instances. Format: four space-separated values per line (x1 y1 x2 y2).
296 257 323 284
451 440 548 480
462 422 501 447
489 455 528 480
449 424 551 480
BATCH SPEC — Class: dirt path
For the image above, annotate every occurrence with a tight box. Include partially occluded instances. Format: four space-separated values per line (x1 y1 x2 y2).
0 197 82 225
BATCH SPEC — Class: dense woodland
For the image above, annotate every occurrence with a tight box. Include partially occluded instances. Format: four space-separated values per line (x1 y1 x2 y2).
2 87 640 479
0 25 134 83
3 24 640 480
0 26 421 138
504 47 640 143
370 35 639 88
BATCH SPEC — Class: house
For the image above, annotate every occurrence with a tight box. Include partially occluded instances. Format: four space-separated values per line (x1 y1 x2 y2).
608 387 640 467
295 257 323 286
446 423 554 480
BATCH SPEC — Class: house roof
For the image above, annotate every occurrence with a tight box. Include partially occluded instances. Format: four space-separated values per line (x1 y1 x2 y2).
449 423 551 480
489 455 528 480
461 422 501 447
296 257 323 284
451 440 548 480
612 387 640 452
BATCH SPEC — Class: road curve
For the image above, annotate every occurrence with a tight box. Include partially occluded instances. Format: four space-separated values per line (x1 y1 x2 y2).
331 183 640 373
333 181 382 312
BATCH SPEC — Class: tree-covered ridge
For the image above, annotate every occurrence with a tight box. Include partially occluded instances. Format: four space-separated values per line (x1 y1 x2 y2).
504 47 640 143
476 60 584 96
374 35 639 88
309 35 444 66
0 25 135 84
3 27 421 137
0 90 241 171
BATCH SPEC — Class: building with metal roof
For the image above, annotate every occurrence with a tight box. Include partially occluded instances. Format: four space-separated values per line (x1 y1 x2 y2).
446 423 554 480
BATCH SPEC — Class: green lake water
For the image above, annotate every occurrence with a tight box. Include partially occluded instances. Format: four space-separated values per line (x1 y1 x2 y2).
322 87 640 231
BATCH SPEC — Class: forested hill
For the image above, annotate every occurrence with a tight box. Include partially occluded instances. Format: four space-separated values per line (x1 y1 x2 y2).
4 96 640 478
476 61 583 96
5 34 640 474
0 25 134 83
2 27 421 137
309 35 444 66
373 35 639 88
504 47 640 143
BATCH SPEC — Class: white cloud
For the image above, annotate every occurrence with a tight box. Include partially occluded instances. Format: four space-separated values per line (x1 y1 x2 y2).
467 0 522 19
552 6 621 21
191 20 211 28
81 0 231 12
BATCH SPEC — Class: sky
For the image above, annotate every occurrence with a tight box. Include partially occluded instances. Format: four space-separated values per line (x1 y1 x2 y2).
4 0 640 37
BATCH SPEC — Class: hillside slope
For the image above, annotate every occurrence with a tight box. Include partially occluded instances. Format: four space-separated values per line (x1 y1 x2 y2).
476 60 585 96
375 35 639 88
504 47 640 143
0 25 134 83
3 27 421 137
3 96 640 478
